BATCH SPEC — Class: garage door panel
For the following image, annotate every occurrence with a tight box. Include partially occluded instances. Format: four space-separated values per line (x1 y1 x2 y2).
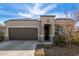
9 28 38 40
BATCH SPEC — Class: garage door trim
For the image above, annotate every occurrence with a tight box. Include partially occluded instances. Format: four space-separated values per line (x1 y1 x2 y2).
8 26 39 40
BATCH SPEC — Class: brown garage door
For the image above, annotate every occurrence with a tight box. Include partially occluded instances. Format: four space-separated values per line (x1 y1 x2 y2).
9 28 38 40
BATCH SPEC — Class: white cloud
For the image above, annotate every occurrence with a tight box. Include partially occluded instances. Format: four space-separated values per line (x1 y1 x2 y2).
33 3 42 10
27 3 44 15
0 3 58 21
47 12 69 18
55 13 67 18
18 3 57 18
18 12 33 18
43 4 57 13
28 4 57 15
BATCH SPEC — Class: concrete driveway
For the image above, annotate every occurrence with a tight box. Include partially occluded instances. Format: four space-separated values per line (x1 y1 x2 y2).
0 40 37 56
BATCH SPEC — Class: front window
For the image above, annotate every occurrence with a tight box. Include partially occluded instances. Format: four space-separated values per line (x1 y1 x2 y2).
55 24 63 35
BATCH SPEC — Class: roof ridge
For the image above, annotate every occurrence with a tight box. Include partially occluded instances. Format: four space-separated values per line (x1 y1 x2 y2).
4 18 38 23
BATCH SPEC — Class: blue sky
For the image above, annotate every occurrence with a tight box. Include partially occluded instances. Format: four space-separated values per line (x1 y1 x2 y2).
0 3 79 24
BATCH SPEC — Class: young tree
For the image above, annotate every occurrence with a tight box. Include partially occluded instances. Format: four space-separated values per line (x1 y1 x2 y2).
64 4 79 25
63 4 79 48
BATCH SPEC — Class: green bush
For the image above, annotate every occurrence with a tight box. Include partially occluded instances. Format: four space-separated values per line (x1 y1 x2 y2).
0 32 5 42
0 36 5 42
53 34 66 47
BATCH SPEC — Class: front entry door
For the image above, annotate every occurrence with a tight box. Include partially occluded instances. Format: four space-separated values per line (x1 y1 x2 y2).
44 24 50 41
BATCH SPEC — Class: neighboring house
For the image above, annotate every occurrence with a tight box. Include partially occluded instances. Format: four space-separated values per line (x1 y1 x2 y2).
4 15 74 42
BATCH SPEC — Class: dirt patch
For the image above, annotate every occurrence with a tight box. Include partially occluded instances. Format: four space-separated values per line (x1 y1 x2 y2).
34 44 79 56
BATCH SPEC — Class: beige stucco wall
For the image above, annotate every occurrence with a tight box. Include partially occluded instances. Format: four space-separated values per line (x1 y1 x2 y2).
40 16 55 41
55 19 74 34
5 20 40 27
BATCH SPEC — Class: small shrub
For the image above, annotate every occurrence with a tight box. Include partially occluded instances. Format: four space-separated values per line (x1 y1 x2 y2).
53 34 66 47
35 48 45 56
0 31 5 42
0 36 5 42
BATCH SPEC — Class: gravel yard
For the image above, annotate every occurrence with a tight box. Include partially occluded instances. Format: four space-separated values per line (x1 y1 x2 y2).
34 44 79 56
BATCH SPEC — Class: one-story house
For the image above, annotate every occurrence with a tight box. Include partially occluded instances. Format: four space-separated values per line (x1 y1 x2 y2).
4 15 74 42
